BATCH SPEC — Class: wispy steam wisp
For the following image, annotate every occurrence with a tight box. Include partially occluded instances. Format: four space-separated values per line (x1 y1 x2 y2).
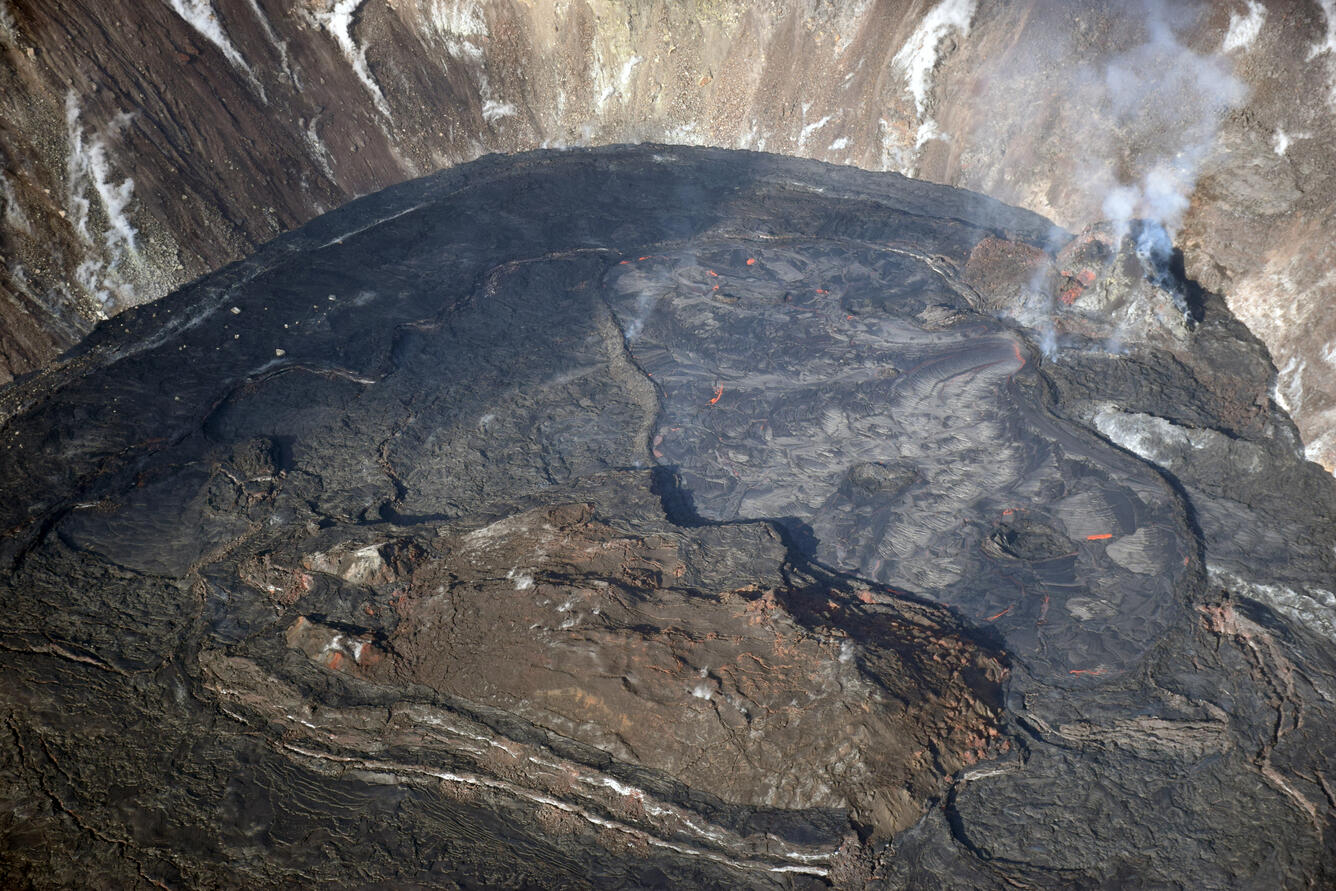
1087 6 1246 246
1222 1 1266 53
891 0 976 157
65 92 140 311
965 1 1246 254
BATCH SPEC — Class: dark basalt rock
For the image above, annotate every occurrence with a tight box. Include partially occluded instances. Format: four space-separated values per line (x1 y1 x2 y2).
1 146 1334 888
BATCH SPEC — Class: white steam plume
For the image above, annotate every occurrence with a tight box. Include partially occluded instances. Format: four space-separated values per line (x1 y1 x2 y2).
1077 3 1246 251
1310 0 1336 103
166 0 249 75
963 1 1247 253
418 0 516 133
166 0 269 99
481 100 515 123
0 2 16 42
622 289 655 342
426 0 487 60
317 0 391 116
1311 0 1336 59
891 0 976 156
893 0 976 117
243 0 296 85
1222 1 1265 53
65 92 140 310
797 110 833 152
0 169 30 234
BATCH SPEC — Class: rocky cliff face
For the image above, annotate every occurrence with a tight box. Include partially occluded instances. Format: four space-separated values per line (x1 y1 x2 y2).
1 146 1333 888
3 0 1336 467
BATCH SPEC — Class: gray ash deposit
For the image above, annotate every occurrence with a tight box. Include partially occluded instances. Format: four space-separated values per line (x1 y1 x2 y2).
1 146 1335 888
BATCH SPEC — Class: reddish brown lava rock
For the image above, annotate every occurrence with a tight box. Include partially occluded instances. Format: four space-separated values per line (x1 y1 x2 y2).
963 235 1054 305
283 483 1007 838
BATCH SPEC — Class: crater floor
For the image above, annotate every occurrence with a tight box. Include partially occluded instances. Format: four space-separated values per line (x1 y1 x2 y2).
1 146 1334 888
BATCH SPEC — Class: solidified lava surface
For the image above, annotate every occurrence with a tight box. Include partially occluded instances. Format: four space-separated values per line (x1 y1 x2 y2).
1 146 1334 888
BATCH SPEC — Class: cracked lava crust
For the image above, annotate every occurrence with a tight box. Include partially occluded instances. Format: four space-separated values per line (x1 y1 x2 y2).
1 146 1335 889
